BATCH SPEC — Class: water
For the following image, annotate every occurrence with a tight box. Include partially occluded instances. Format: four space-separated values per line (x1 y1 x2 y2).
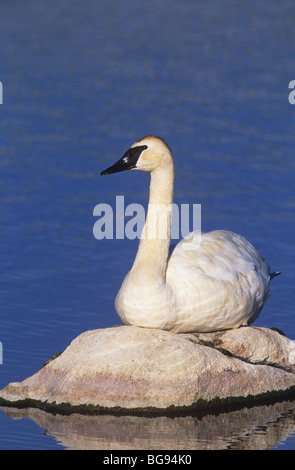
0 0 295 450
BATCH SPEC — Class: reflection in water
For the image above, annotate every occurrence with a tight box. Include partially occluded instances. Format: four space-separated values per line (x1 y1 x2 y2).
2 401 295 450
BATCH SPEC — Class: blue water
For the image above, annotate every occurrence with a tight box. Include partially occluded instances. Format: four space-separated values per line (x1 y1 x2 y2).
0 0 295 450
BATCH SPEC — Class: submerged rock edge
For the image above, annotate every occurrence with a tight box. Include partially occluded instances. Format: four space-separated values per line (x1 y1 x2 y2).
1 386 295 417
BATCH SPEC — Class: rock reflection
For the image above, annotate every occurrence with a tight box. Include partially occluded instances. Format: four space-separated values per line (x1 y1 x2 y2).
2 400 295 450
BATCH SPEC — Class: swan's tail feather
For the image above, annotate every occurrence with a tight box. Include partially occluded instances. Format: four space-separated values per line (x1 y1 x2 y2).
270 271 281 280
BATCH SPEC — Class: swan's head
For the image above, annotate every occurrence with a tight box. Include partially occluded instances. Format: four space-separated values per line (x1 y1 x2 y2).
101 136 173 175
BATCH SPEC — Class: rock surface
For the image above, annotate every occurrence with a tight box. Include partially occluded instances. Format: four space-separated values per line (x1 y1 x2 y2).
0 326 295 415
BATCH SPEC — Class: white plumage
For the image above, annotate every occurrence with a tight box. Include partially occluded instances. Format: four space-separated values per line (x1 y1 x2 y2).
101 136 279 333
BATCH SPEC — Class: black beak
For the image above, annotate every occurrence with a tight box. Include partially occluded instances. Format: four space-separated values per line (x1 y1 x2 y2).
100 145 147 175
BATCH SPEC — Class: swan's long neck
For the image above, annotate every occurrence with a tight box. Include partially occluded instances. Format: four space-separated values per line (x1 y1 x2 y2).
131 162 174 283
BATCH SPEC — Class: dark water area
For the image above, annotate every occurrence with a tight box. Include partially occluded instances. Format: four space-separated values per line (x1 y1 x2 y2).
0 0 295 450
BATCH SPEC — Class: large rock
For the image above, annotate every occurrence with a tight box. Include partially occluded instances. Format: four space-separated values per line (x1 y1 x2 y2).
0 326 295 414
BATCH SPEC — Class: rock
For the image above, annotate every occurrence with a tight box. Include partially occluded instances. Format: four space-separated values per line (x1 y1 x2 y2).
182 326 295 373
0 326 295 415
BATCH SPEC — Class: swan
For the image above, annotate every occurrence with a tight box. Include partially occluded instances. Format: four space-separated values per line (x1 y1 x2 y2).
101 136 280 333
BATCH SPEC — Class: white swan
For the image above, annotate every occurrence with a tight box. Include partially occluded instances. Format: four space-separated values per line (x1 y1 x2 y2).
101 136 280 333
